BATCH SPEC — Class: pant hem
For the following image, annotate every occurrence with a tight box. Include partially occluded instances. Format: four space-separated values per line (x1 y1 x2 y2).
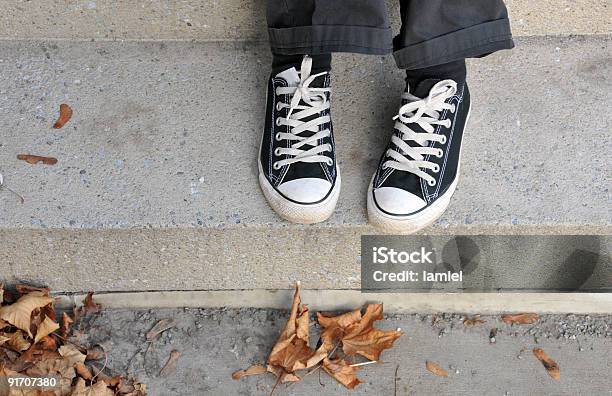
393 18 514 69
268 25 393 56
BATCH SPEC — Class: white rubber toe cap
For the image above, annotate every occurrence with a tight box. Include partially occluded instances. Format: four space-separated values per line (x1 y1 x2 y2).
277 178 332 204
373 187 427 215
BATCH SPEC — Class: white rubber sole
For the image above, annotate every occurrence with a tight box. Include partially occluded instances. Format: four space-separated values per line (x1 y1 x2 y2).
258 164 341 224
367 175 458 234
367 106 470 234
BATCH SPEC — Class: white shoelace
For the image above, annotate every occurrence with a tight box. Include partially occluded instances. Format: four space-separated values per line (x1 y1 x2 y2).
383 80 457 187
273 56 332 170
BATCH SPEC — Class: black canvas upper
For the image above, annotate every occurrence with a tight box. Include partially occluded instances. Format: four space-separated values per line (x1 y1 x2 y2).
260 69 337 202
373 78 471 214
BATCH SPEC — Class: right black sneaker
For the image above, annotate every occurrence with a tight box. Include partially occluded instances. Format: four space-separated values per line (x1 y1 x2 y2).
258 55 340 224
367 79 471 233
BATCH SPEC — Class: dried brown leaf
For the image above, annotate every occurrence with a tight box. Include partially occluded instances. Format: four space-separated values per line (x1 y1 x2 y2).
86 345 105 361
59 344 87 366
53 103 73 129
232 363 268 380
34 315 60 344
5 330 31 352
266 364 301 383
533 348 560 380
159 350 180 376
318 304 402 361
268 282 317 373
0 291 54 337
74 361 93 380
61 312 74 336
322 358 362 389
15 284 51 296
426 361 449 377
502 313 539 325
82 292 101 315
72 377 114 396
463 315 486 327
17 154 58 166
146 319 176 341
0 334 10 346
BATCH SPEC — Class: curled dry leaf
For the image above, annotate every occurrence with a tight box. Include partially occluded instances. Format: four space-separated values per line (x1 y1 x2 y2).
86 345 106 361
17 154 58 166
463 315 485 327
426 361 449 377
318 304 403 362
61 312 74 336
533 348 560 380
1 331 30 352
159 350 180 376
34 315 60 344
322 358 362 389
82 292 101 314
59 344 87 366
502 313 539 325
146 319 176 341
53 103 73 129
267 282 318 380
232 364 267 380
16 284 51 296
74 361 93 380
72 377 114 396
0 291 54 337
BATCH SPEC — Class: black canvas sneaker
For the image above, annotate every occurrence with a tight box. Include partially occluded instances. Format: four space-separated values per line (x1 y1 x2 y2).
367 79 471 233
259 55 340 224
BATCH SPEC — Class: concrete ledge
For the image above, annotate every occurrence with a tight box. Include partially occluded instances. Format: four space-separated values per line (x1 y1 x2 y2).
0 0 610 41
57 289 612 314
1 36 610 292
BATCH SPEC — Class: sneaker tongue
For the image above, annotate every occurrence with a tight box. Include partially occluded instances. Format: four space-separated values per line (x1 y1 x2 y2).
275 67 300 87
412 78 442 99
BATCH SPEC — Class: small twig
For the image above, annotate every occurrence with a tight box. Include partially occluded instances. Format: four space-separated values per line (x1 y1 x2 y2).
0 173 25 204
349 360 378 368
269 375 281 396
394 364 399 396
90 344 108 382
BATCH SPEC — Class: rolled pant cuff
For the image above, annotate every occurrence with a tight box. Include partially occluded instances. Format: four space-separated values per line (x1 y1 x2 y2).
268 25 393 55
393 18 514 69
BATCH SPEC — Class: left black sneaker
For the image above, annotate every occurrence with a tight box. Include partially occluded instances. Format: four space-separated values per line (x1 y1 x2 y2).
367 79 471 233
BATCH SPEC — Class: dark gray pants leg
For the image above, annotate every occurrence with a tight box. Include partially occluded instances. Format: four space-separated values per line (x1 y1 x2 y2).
393 0 514 69
266 0 393 55
267 0 513 68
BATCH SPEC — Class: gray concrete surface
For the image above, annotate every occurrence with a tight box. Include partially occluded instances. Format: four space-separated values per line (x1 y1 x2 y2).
0 0 610 41
0 36 610 292
76 308 611 395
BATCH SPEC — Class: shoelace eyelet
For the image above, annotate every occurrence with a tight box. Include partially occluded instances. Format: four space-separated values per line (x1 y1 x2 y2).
326 159 333 166
274 148 281 157
436 149 444 158
428 180 436 187
272 162 281 170
276 102 283 111
275 118 282 127
275 132 282 141
440 136 447 144
432 165 440 173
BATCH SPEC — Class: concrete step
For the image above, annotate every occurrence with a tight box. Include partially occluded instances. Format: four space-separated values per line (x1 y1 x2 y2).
0 35 611 293
0 0 610 41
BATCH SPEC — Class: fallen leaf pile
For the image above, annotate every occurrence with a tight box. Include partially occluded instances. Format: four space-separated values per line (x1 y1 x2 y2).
0 284 146 395
233 282 403 392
